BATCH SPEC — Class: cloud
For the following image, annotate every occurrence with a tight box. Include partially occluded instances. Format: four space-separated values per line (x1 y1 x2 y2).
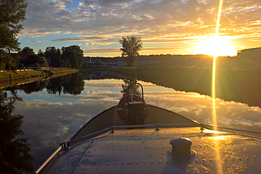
83 47 181 54
50 36 104 42
57 90 122 101
83 0 134 7
21 0 260 37
142 47 178 51
144 38 194 43
83 48 120 53
19 0 261 55
25 40 42 43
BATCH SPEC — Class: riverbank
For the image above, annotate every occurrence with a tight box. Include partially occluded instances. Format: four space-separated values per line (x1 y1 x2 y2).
0 68 79 88
109 66 261 108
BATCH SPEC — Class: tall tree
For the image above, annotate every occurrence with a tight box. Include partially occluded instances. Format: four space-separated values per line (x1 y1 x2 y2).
20 47 35 55
45 46 57 67
61 45 84 69
36 57 48 67
37 49 44 57
0 0 27 70
25 54 38 65
119 36 142 67
55 48 62 66
44 47 62 67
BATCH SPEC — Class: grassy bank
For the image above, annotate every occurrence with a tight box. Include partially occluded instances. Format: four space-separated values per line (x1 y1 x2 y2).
0 68 79 88
109 66 261 107
45 67 79 75
0 71 47 82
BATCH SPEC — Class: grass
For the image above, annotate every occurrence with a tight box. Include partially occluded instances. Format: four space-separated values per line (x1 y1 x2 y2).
0 68 79 88
0 71 47 82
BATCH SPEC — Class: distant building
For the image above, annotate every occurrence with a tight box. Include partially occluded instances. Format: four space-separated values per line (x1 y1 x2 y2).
85 57 96 64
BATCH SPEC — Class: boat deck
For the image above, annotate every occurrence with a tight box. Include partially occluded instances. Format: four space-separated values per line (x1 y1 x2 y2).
44 127 261 174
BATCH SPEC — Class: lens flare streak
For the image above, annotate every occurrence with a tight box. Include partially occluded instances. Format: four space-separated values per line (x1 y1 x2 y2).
212 0 224 174
215 0 223 37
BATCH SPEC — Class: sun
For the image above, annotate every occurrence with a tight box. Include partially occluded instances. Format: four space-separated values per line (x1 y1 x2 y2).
194 36 237 57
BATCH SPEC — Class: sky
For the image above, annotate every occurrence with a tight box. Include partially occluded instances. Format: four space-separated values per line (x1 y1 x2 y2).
18 0 261 57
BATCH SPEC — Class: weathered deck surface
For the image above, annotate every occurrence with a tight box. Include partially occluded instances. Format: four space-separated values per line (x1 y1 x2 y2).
46 127 261 174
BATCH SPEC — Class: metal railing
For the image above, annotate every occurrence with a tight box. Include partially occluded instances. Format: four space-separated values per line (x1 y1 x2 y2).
34 146 62 174
66 127 111 145
202 124 261 135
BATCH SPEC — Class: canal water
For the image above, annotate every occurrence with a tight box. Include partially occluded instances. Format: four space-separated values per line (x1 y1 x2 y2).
2 71 261 170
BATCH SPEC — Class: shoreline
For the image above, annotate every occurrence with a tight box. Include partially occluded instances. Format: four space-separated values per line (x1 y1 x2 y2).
0 68 79 89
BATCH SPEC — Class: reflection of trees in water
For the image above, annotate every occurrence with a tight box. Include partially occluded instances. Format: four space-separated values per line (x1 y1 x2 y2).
47 72 85 95
0 87 34 173
10 72 84 96
63 72 85 95
121 77 140 97
19 80 49 94
46 74 69 95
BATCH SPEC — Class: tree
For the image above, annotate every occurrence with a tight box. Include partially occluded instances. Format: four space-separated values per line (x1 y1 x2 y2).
45 47 59 67
37 49 44 57
0 0 27 70
55 48 62 66
25 54 38 65
36 57 48 67
119 36 142 67
22 54 48 67
61 45 84 69
20 47 35 55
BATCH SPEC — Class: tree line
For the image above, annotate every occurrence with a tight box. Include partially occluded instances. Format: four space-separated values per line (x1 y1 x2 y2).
0 0 141 71
19 45 85 69
0 0 27 71
0 0 85 70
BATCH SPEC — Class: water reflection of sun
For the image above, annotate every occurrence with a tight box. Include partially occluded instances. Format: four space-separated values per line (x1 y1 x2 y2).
195 36 237 57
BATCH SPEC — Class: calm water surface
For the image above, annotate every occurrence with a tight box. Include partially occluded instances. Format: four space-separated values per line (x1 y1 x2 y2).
5 72 261 169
